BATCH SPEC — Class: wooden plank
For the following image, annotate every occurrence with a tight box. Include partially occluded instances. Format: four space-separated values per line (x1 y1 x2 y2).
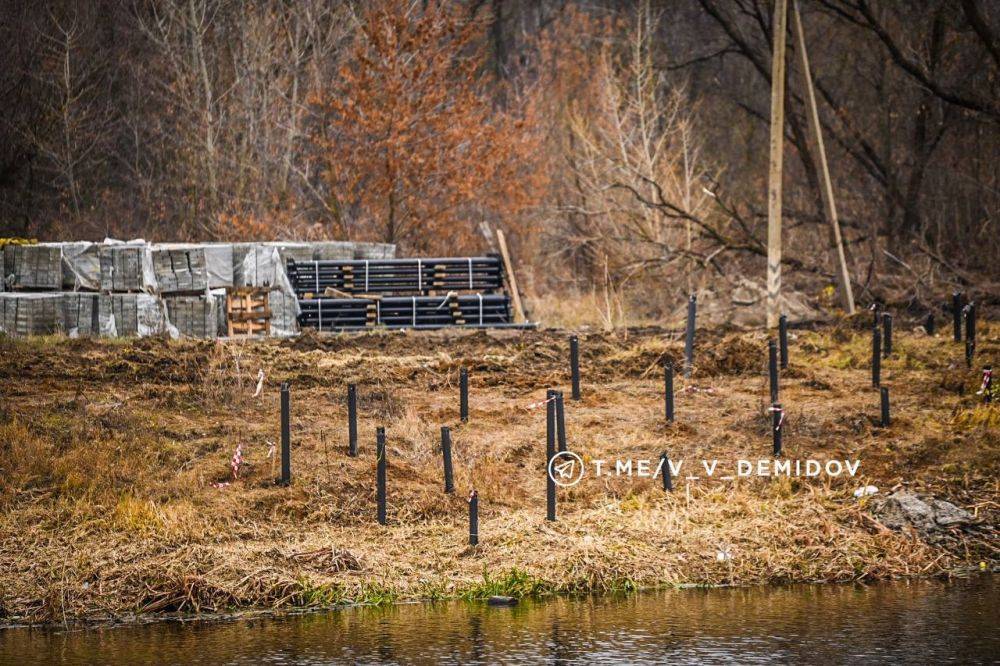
496 229 526 324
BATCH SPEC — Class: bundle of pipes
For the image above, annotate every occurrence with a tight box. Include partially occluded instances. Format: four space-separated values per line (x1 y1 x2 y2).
297 294 516 330
286 256 504 297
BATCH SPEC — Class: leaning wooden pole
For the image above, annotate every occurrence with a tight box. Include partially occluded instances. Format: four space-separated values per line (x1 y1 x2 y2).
791 0 856 315
766 0 789 329
496 229 526 324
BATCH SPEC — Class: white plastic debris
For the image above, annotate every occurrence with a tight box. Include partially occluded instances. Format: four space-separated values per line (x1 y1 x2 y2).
854 485 879 498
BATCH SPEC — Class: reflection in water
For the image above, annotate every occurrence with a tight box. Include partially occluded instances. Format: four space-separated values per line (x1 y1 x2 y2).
2 577 997 664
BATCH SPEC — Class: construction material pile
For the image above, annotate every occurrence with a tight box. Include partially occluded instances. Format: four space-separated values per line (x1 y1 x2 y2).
0 240 395 339
289 255 530 330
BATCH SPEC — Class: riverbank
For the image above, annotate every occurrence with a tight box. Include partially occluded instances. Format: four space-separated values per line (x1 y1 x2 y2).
1 317 996 625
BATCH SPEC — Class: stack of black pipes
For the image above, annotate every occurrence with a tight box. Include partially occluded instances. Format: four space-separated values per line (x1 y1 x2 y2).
290 256 524 331
298 294 513 330
287 256 504 297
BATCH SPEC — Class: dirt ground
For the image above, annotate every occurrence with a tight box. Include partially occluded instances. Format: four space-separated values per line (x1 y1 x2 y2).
0 315 997 625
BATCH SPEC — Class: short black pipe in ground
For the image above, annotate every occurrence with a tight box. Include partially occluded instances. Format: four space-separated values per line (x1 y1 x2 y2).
778 314 789 369
684 295 697 378
546 390 556 522
953 291 964 341
880 387 890 427
441 426 455 494
768 339 779 404
468 490 479 546
664 360 675 423
925 312 935 336
661 452 673 492
280 382 291 486
347 384 358 457
570 336 581 401
460 368 469 422
965 303 976 367
376 427 387 525
772 402 783 457
556 391 567 453
882 313 893 358
872 328 882 388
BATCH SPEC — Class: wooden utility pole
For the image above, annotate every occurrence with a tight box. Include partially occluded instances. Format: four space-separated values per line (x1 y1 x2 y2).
766 0 789 329
792 1 856 315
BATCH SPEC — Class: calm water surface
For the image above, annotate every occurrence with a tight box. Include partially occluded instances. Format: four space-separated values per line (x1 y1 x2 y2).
1 577 997 664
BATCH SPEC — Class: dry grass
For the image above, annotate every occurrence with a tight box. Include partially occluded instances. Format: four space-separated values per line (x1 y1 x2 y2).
0 317 996 625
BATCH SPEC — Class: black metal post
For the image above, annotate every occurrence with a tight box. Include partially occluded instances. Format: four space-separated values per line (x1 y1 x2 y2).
872 328 882 388
664 360 675 423
468 490 479 546
555 391 567 453
772 402 783 457
871 301 881 329
768 339 779 403
376 427 387 525
660 452 673 492
952 291 963 342
280 381 291 486
684 294 696 378
882 313 892 358
546 390 556 522
925 312 935 336
880 387 890 427
441 426 455 494
778 314 789 369
459 368 469 422
965 303 976 367
347 384 358 457
570 336 581 401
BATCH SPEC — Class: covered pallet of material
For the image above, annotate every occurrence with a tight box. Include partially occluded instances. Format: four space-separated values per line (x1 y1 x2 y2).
3 245 63 290
267 287 299 337
233 243 281 288
99 241 158 293
54 242 101 291
165 294 217 338
152 244 209 293
267 242 315 265
98 293 175 337
354 243 396 260
0 293 64 335
211 289 228 337
313 241 356 260
203 244 234 289
62 293 99 337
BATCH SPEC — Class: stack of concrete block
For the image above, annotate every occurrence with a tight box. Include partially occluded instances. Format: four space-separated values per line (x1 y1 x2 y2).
152 245 209 293
62 293 99 337
53 242 101 291
3 245 63 290
314 241 357 260
211 289 228 337
203 244 234 289
165 295 217 338
0 293 64 335
98 293 173 337
354 243 396 260
99 243 157 293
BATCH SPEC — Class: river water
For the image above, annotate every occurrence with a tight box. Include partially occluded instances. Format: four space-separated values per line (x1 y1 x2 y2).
2 577 996 664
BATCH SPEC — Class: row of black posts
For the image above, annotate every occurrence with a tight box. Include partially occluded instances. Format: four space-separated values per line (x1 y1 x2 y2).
275 291 984 534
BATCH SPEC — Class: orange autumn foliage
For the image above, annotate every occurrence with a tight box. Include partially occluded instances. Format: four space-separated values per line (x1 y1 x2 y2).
313 0 542 255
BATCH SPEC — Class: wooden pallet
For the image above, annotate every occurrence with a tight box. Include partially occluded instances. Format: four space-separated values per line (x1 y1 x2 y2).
226 287 271 336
